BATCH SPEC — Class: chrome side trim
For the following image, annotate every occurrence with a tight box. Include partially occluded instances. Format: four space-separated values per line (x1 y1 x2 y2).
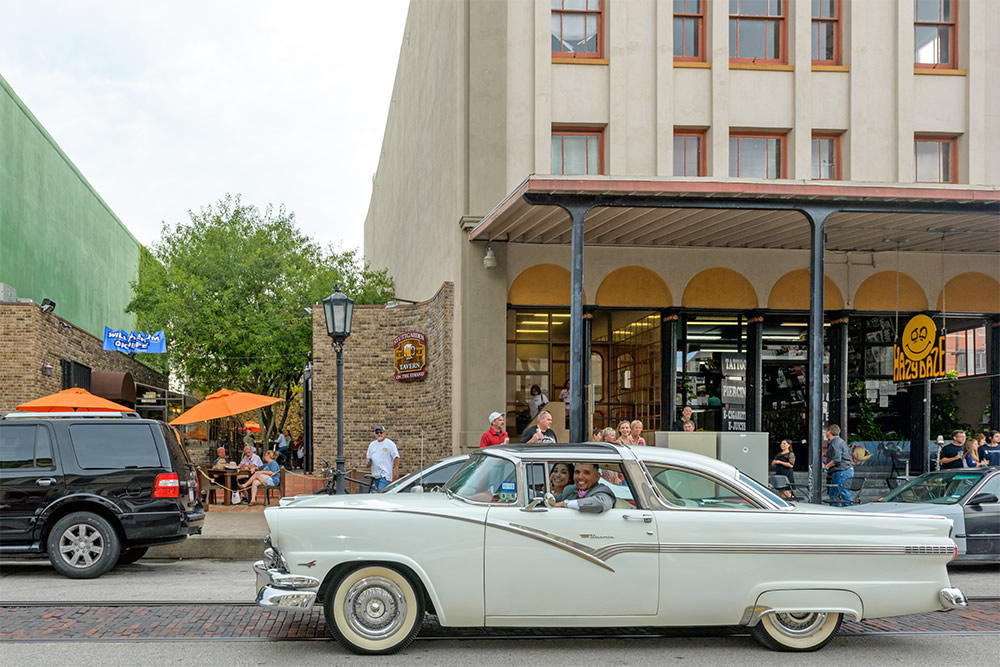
651 543 956 556
486 518 615 572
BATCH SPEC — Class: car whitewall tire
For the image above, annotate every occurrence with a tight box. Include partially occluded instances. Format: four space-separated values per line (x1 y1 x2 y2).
751 611 843 652
325 565 424 655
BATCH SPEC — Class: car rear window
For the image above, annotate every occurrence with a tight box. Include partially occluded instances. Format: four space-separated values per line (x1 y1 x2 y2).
69 424 162 469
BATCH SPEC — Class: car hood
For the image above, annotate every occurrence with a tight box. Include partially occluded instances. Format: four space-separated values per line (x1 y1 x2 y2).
847 502 958 516
274 490 463 511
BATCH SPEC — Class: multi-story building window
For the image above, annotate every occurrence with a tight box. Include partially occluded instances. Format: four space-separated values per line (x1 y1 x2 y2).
552 128 604 175
551 0 604 59
730 132 786 179
674 0 706 61
915 0 957 68
945 326 986 377
674 130 706 176
914 136 956 183
811 133 841 180
812 0 841 65
729 0 787 64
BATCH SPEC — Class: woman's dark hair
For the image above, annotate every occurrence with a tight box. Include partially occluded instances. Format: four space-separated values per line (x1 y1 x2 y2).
550 462 575 483
530 384 541 395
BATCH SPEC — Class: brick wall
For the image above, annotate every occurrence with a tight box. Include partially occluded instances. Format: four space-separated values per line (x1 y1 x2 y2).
312 283 454 476
0 302 168 412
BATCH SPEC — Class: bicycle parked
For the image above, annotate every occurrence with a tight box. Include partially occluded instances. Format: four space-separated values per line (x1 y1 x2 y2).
314 458 380 495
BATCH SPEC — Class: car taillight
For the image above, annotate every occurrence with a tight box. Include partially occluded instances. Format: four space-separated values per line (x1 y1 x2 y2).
952 541 958 561
153 473 180 498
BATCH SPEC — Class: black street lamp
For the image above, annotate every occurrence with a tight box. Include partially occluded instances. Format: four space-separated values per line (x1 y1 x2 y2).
322 285 354 495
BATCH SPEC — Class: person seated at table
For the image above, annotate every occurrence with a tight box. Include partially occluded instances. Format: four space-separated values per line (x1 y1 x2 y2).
549 462 576 501
554 463 614 514
212 447 233 466
240 450 280 505
237 445 263 486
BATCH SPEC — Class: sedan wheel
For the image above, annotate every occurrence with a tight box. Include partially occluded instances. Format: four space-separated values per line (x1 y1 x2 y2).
751 611 843 651
46 512 121 579
325 565 424 655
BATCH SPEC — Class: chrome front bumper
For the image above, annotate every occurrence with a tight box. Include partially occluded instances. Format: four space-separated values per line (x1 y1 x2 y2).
254 555 319 611
939 587 968 610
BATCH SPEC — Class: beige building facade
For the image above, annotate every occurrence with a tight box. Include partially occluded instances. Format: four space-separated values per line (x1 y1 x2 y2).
364 0 1000 463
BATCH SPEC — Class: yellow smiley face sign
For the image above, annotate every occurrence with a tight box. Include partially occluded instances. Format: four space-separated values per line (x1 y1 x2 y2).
901 314 936 362
893 313 945 382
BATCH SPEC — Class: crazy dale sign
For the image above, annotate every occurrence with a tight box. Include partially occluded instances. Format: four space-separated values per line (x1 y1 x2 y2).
393 331 427 381
892 313 946 383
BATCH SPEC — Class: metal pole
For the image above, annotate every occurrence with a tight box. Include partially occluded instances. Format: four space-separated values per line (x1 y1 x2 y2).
567 202 590 443
745 311 763 432
803 207 833 504
661 311 679 432
829 314 849 433
303 362 313 473
335 340 345 495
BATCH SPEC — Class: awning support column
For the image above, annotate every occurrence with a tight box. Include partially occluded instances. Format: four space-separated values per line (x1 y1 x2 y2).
991 316 1000 432
802 206 835 504
745 311 764 433
828 313 849 433
661 310 679 434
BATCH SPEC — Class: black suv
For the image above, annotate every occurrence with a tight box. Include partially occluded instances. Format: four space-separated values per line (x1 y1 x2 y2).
0 412 204 578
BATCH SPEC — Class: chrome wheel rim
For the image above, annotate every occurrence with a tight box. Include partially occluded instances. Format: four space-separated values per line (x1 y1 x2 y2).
58 524 104 568
343 576 408 640
769 611 829 638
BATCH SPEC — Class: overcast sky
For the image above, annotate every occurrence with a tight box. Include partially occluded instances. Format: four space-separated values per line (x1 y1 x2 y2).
0 0 408 254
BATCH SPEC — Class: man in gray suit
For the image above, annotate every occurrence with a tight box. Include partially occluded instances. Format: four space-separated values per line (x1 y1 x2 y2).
555 463 615 513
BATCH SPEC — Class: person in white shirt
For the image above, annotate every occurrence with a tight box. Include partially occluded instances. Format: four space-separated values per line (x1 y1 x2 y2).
366 425 400 490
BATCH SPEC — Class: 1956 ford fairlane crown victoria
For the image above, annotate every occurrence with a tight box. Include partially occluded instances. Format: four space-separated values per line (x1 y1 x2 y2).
254 443 966 654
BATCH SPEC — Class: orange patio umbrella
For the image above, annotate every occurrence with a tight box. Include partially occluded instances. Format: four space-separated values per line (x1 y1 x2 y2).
169 388 282 425
16 387 136 412
243 421 261 432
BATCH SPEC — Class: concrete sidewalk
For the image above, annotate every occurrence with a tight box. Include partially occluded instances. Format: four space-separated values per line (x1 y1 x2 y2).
147 507 269 560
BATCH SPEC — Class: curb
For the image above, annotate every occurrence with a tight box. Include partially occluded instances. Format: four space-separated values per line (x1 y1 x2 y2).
147 535 265 561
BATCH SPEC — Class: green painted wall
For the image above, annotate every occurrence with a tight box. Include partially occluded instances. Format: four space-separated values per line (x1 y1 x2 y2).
0 72 140 338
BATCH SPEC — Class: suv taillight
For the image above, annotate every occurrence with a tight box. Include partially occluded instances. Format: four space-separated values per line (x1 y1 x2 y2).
153 473 180 498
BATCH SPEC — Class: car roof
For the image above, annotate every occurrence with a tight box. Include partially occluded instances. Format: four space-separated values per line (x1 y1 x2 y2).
479 442 739 477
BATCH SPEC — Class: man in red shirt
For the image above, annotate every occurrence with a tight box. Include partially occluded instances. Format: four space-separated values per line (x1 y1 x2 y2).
479 411 509 448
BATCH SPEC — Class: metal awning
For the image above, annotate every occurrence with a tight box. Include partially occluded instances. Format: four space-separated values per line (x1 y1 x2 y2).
469 177 999 253
468 176 998 504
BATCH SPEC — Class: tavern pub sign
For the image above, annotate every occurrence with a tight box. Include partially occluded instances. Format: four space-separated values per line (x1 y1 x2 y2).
393 331 428 381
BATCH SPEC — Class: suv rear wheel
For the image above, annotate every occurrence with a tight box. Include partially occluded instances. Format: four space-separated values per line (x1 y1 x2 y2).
46 512 121 579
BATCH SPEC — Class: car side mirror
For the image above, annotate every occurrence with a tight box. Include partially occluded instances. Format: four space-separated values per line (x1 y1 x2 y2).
410 485 424 493
967 492 998 506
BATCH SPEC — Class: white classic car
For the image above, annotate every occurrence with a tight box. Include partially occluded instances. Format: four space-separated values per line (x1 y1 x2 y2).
254 443 966 655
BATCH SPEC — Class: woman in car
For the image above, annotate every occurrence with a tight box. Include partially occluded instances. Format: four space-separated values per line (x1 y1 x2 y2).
549 462 575 500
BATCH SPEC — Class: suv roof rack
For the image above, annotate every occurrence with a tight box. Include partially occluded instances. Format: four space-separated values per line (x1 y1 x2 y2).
1 411 142 421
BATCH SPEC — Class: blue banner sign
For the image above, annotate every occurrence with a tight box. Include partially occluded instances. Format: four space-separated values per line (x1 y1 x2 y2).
103 327 167 353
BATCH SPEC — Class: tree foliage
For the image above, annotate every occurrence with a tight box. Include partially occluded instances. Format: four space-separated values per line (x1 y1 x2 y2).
127 194 394 434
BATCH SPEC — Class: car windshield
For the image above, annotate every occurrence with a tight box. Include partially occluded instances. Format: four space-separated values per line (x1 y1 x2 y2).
738 473 791 508
444 455 518 504
380 469 417 493
882 472 984 505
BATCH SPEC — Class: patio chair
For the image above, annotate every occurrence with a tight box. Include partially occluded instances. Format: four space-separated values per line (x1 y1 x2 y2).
264 466 288 505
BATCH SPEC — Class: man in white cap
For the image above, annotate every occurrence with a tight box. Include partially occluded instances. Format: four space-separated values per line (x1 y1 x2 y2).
479 411 509 448
366 425 399 490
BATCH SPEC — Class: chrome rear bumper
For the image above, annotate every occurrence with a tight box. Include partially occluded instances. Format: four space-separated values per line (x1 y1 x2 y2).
939 587 968 610
254 559 319 611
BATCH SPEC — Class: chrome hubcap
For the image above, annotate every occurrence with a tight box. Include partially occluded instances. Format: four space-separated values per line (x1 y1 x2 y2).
770 611 828 638
58 524 104 568
344 576 407 640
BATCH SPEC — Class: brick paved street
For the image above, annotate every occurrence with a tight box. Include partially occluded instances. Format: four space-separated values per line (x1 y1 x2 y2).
1 601 996 642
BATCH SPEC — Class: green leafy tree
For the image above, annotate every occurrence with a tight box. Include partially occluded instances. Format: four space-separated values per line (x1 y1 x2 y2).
127 194 394 435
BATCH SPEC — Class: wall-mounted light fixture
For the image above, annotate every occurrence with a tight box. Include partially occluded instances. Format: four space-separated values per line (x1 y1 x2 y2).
385 297 419 309
40 298 56 313
41 363 53 376
483 245 497 270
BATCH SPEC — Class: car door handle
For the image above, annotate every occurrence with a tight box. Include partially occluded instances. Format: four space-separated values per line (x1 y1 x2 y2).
35 478 58 487
622 513 652 523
